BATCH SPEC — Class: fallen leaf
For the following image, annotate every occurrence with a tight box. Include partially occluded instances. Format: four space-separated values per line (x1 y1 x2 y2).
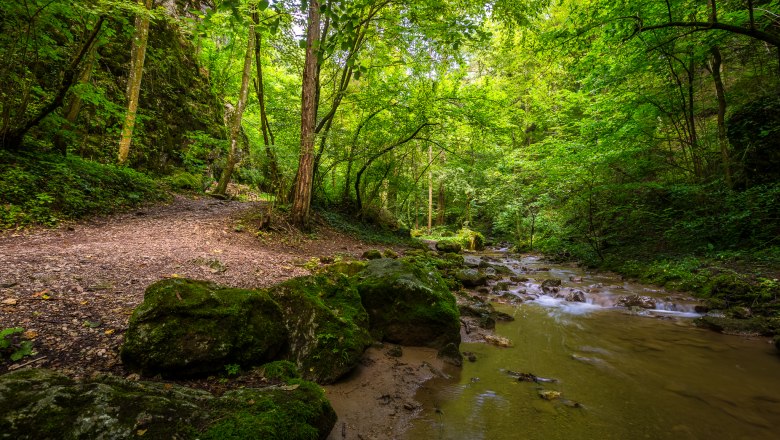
33 289 50 298
280 384 300 391
104 329 115 335
23 330 38 339
136 429 147 436
80 301 89 305
176 292 182 301
170 274 181 278
164 384 173 390
1 298 17 305
83 320 102 328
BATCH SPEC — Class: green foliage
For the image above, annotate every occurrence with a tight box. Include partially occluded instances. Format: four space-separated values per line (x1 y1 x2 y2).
320 210 410 245
0 328 34 362
0 150 165 229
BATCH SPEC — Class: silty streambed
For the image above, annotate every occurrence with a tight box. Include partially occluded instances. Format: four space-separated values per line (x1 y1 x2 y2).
406 250 780 440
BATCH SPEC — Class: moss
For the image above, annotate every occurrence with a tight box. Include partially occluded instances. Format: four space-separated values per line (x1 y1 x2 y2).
456 228 485 251
258 361 300 382
202 381 335 440
268 274 372 384
121 278 288 377
435 240 462 253
361 249 383 260
0 369 335 440
355 258 461 349
694 315 780 336
325 260 366 277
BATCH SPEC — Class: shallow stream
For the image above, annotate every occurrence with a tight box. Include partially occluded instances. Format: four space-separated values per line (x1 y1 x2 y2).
407 251 780 440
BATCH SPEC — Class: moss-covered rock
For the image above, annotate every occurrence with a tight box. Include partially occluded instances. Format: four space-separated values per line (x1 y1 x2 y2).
361 249 383 260
457 228 485 251
356 258 460 349
269 274 372 384
121 278 287 377
0 368 335 440
456 268 488 288
694 315 780 336
436 240 462 253
325 260 367 277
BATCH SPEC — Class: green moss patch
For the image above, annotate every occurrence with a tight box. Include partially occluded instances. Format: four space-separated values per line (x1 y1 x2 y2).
0 368 335 440
355 258 461 349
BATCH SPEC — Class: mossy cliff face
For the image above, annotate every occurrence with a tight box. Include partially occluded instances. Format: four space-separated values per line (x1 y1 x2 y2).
268 274 372 384
121 278 287 377
355 258 461 349
0 368 335 440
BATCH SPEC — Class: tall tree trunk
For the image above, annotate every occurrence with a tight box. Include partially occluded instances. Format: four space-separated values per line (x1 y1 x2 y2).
427 143 433 233
687 54 701 179
214 23 255 196
117 0 152 165
291 0 321 230
251 14 281 196
710 46 731 187
437 182 445 226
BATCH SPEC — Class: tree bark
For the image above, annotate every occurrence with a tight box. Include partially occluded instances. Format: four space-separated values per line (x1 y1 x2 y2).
214 23 255 196
54 42 98 156
251 13 281 196
117 0 152 165
291 0 321 230
427 143 433 233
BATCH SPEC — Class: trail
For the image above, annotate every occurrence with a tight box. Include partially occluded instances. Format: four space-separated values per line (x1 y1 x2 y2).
0 195 377 377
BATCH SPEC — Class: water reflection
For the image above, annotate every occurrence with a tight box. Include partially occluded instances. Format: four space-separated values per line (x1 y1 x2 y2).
408 253 780 440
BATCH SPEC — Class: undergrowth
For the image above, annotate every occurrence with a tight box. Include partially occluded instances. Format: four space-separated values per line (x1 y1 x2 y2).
0 150 166 229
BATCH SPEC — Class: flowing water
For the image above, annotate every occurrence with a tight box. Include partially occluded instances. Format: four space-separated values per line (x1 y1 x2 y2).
407 251 780 440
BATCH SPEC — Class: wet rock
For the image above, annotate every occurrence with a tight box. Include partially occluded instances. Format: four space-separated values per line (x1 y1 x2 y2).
726 306 752 319
476 286 491 295
121 279 288 378
435 240 462 253
483 334 512 347
510 276 529 283
569 276 583 282
616 294 656 309
0 368 336 440
694 315 780 336
362 249 383 260
437 342 463 366
539 390 561 400
386 345 403 357
541 279 561 292
456 269 488 287
565 290 587 303
462 351 477 362
492 281 510 292
356 258 461 349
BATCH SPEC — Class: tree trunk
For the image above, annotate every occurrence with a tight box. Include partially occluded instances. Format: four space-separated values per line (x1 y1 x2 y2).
427 143 433 233
437 182 445 226
710 46 732 187
251 14 281 196
214 23 255 196
291 0 321 230
117 0 152 165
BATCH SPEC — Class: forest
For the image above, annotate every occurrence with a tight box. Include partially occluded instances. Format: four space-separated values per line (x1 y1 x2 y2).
1 0 779 438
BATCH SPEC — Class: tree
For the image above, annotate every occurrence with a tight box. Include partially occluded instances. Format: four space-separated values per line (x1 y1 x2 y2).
118 0 153 165
291 0 321 229
214 19 256 196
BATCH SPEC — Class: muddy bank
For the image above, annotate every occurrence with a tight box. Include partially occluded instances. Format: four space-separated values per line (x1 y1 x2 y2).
324 346 450 440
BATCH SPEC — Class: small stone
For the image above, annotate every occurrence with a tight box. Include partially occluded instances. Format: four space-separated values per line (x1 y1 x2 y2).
539 390 561 400
1 298 18 305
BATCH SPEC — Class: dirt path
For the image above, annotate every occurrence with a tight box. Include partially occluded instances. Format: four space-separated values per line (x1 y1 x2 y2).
0 195 381 377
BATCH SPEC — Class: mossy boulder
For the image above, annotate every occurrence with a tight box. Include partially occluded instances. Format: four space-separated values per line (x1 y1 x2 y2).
694 315 780 336
361 249 383 260
121 278 287 377
325 260 367 277
0 368 335 440
456 268 488 288
436 240 462 253
457 228 485 251
269 274 373 384
355 258 460 349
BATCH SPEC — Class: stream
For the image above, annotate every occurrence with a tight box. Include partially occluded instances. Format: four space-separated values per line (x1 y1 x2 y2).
406 250 780 440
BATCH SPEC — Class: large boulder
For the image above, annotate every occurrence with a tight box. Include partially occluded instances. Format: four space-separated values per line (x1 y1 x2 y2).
356 258 460 348
436 240 462 253
268 274 373 384
355 258 460 349
0 368 335 440
121 279 287 377
456 268 488 287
